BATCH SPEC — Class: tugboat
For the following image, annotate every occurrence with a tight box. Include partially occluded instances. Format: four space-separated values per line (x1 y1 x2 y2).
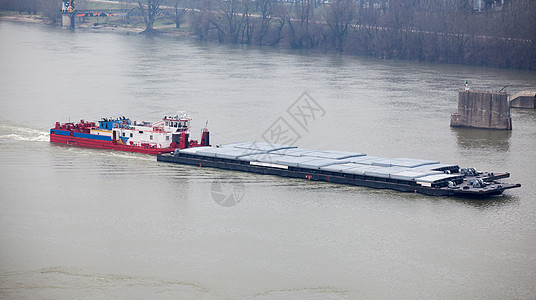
50 113 210 154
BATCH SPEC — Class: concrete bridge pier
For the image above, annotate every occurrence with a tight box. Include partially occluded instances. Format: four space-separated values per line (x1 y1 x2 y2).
62 13 75 29
450 90 512 130
510 91 536 109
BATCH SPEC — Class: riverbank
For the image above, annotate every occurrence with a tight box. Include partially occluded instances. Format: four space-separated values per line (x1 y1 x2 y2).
0 13 55 25
2 8 534 71
0 12 192 38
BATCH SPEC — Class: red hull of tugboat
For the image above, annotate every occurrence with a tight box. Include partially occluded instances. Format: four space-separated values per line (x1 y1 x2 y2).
49 133 176 155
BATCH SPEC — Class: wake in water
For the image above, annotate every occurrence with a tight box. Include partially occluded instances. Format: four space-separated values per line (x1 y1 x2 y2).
0 123 49 142
0 122 155 162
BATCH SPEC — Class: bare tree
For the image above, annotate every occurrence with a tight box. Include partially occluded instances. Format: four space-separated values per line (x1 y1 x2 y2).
240 0 253 44
324 0 357 51
256 0 274 45
210 0 247 43
171 0 188 28
3 0 40 15
286 0 315 48
137 0 164 34
40 0 61 22
190 0 213 39
268 3 287 46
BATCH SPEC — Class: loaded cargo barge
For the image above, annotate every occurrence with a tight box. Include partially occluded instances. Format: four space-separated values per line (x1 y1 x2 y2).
157 142 520 197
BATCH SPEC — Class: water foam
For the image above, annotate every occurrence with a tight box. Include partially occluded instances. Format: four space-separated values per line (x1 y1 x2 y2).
0 124 49 142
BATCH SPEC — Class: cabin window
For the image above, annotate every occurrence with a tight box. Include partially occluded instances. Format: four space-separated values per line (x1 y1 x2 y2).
130 133 133 137
150 135 153 140
122 132 125 137
166 136 169 141
165 121 169 126
139 131 143 134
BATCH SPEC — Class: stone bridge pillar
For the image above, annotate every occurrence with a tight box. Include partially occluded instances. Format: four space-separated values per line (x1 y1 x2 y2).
62 13 75 29
61 0 75 29
450 90 512 130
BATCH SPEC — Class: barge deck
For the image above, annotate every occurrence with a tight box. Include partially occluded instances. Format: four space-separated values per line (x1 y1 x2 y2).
157 142 520 197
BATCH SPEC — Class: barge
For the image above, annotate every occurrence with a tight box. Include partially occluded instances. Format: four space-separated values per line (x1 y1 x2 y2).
157 142 520 197
50 113 210 154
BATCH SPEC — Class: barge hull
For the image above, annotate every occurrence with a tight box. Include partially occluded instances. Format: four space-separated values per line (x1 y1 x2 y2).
157 143 520 197
158 153 439 192
158 153 518 197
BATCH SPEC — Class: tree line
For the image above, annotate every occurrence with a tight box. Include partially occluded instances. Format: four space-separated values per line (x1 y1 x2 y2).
1 0 534 69
184 0 535 69
0 0 60 21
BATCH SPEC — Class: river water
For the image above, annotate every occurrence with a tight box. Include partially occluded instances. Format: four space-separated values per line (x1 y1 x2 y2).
1 21 535 299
